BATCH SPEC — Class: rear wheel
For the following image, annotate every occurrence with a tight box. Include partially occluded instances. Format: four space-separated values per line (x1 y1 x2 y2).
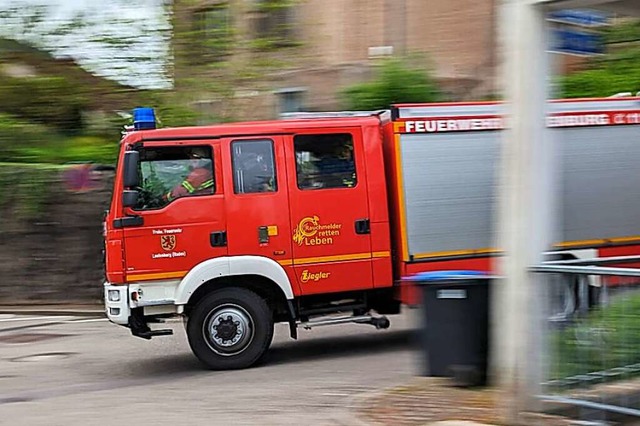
187 288 274 370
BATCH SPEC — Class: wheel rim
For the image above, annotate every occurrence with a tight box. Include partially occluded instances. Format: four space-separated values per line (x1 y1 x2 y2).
203 304 254 356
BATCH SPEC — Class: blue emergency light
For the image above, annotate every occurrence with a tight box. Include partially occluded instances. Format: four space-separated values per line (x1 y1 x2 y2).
133 107 156 130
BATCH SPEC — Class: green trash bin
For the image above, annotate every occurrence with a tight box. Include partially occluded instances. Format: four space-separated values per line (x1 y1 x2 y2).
407 270 493 387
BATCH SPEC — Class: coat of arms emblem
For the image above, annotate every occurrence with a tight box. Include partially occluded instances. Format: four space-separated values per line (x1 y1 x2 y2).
161 235 176 251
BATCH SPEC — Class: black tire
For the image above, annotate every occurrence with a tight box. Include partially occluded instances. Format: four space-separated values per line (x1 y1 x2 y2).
187 288 274 370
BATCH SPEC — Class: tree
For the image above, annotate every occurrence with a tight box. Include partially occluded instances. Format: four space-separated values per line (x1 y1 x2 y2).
341 57 442 110
0 1 172 89
170 0 304 122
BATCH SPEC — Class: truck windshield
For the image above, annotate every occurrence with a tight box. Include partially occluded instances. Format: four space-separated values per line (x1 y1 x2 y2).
132 145 214 210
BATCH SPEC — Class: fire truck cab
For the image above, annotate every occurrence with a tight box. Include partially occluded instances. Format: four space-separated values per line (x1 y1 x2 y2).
104 109 397 369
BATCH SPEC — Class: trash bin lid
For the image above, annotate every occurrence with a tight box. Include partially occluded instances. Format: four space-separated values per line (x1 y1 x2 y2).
404 270 487 282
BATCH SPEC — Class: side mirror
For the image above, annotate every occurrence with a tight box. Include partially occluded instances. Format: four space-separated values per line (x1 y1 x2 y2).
122 190 139 208
123 150 140 188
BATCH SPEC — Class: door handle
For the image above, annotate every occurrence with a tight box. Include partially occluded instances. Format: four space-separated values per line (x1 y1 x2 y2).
258 226 269 244
113 215 143 228
355 218 370 235
210 231 227 247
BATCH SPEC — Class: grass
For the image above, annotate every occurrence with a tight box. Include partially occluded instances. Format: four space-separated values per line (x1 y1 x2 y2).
550 291 640 384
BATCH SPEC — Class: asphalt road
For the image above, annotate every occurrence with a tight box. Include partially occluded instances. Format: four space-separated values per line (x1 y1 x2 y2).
0 311 420 426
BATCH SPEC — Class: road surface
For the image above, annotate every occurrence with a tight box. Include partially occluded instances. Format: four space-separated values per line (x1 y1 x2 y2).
0 311 420 425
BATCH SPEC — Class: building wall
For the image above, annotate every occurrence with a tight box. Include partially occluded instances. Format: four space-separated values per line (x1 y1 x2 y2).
293 0 496 93
174 0 499 119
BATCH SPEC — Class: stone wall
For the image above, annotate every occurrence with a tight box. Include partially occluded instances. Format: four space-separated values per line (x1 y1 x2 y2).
0 168 113 304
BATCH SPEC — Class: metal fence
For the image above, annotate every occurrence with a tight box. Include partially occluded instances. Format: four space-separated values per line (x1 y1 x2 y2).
533 256 640 424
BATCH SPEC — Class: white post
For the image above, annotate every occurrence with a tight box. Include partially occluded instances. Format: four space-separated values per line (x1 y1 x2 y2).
493 0 555 423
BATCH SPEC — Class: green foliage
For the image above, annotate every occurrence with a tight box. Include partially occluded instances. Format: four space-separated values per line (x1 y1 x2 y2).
0 1 172 89
137 162 171 210
256 0 297 12
137 92 200 128
559 19 640 98
558 49 640 98
154 103 199 128
83 111 130 140
341 58 441 110
551 292 640 383
0 76 88 134
57 136 118 164
179 6 234 65
249 35 302 52
0 113 117 164
603 19 640 44
0 113 63 162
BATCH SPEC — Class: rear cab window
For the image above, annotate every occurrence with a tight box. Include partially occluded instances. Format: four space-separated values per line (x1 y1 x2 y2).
294 133 357 190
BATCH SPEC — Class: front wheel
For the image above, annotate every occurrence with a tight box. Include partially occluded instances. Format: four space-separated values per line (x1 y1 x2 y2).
187 288 274 370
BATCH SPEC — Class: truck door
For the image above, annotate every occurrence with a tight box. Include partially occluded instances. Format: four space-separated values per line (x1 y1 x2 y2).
121 142 227 282
285 129 374 295
222 137 295 289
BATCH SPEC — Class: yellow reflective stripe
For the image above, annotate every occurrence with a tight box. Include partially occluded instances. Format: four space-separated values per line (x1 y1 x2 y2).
394 133 410 262
129 253 391 280
294 252 371 265
278 252 392 267
182 181 195 193
127 271 187 281
198 179 214 190
412 248 501 260
555 236 640 248
372 251 391 258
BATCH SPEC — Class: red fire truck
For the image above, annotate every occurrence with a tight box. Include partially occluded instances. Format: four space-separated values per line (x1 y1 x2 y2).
104 97 640 369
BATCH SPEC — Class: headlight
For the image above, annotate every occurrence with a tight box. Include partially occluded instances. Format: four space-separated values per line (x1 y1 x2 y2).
108 290 121 302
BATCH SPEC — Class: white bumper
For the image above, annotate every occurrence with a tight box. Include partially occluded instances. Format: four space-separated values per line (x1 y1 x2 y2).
104 283 130 325
104 281 181 326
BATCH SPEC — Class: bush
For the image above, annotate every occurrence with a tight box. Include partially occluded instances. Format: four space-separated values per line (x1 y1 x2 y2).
341 57 441 110
0 76 88 135
0 113 117 164
0 113 62 162
559 20 640 98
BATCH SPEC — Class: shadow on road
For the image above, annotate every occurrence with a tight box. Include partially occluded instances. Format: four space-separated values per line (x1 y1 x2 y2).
123 328 419 377
263 329 418 367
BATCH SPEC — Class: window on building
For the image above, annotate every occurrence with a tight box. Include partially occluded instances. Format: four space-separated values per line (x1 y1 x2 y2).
231 140 277 194
275 87 306 114
294 134 357 190
253 0 296 48
134 146 214 211
193 4 232 61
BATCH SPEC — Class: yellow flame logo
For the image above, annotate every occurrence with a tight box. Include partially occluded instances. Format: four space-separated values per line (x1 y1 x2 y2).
293 216 320 245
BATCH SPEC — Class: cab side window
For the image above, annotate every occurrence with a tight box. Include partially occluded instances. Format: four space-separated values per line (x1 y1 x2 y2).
134 145 214 210
231 140 277 194
294 133 357 190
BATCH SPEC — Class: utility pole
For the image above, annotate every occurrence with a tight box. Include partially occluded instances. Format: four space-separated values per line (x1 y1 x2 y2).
493 0 640 423
493 0 554 423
